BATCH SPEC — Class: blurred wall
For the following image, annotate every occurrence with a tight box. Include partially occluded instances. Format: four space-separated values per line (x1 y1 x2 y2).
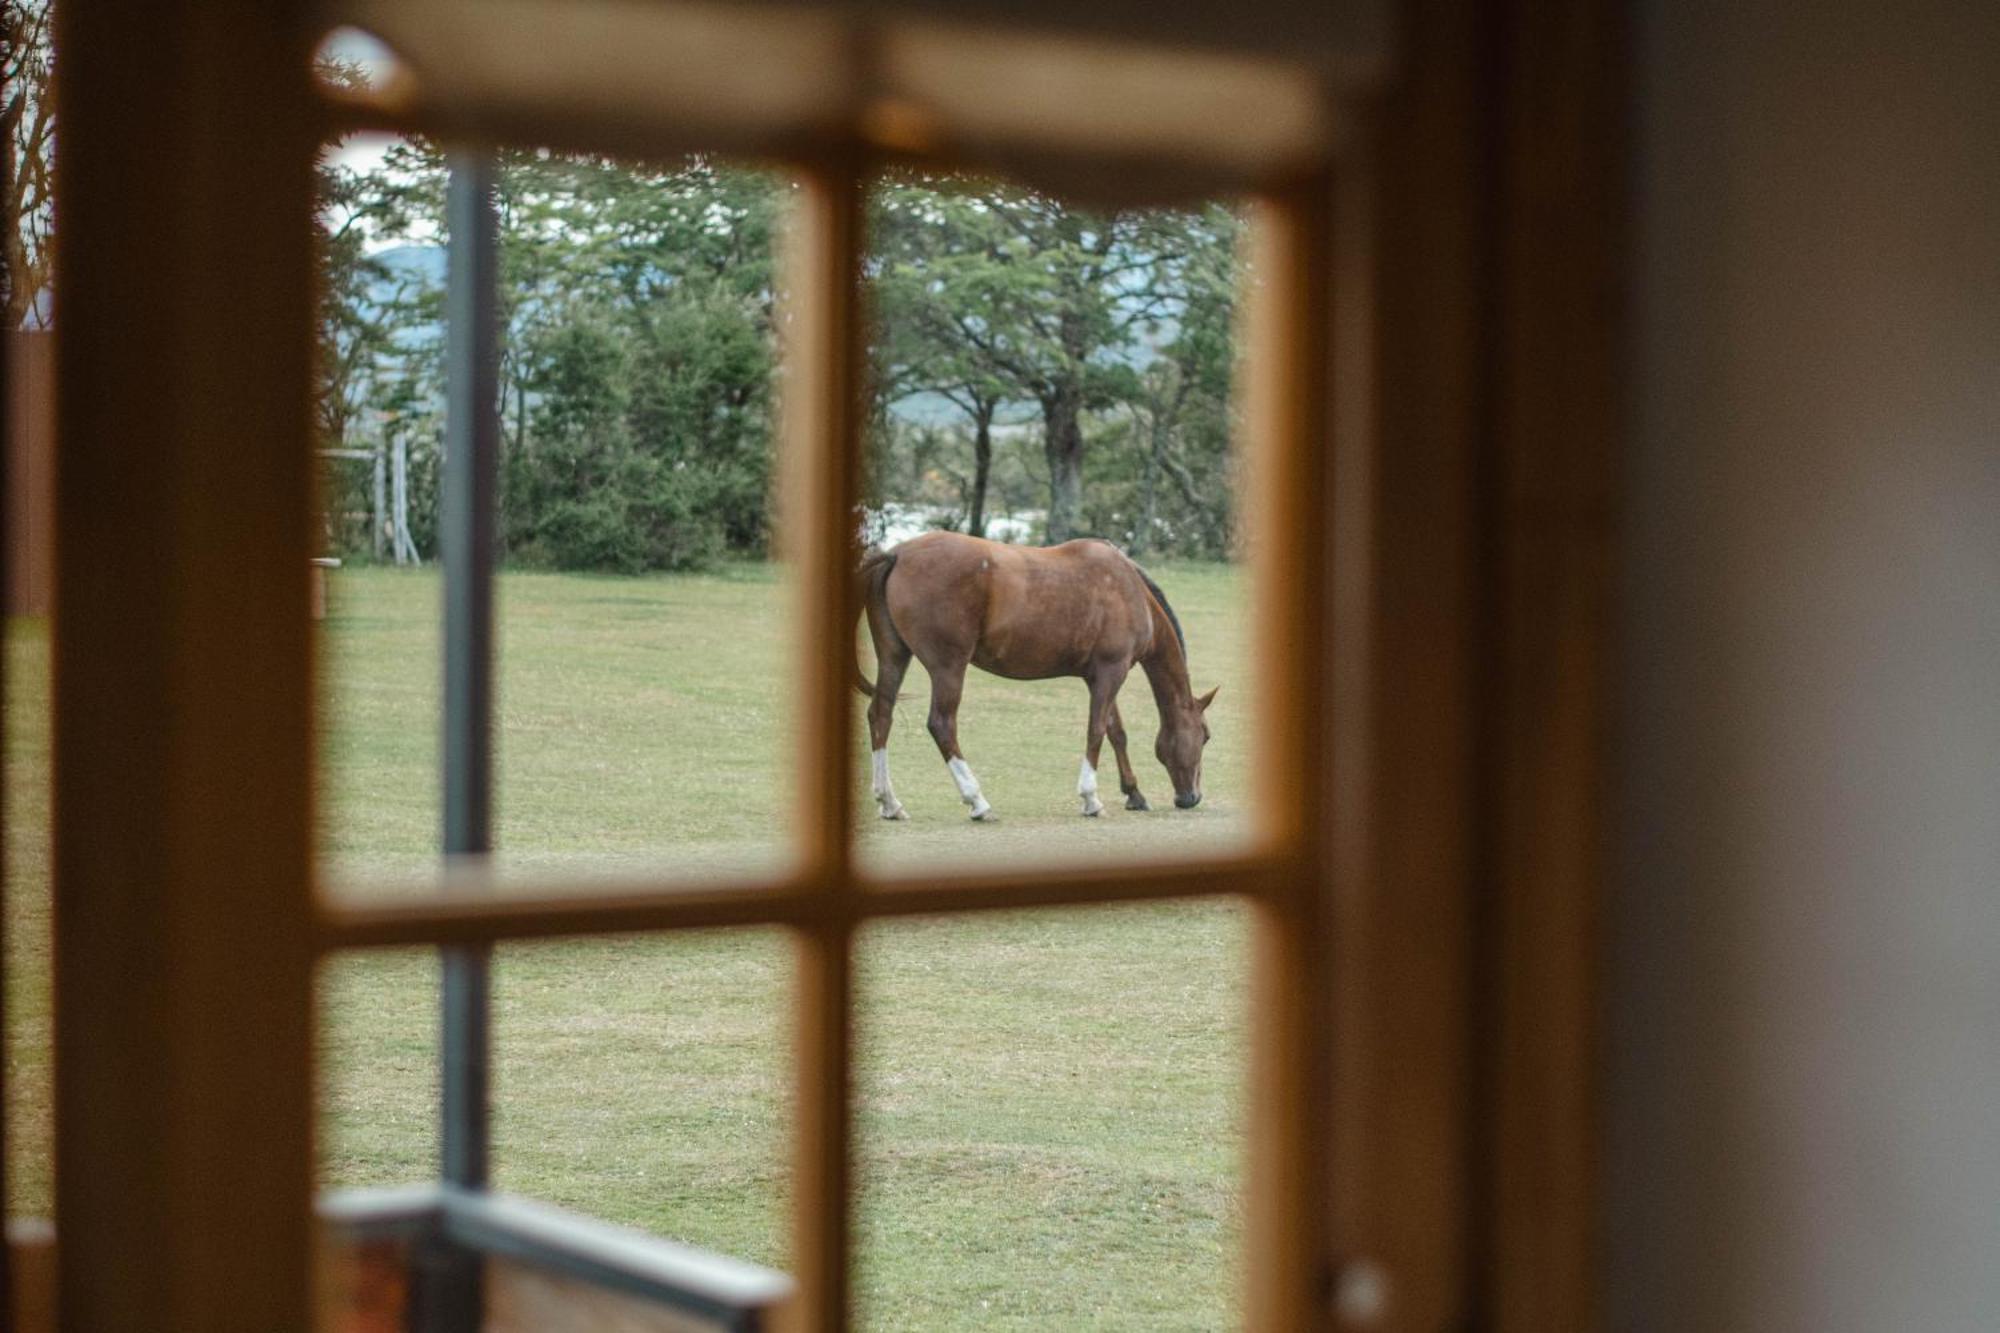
1611 1 2000 1327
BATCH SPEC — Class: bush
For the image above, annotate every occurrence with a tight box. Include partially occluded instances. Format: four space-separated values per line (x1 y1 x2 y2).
513 458 727 574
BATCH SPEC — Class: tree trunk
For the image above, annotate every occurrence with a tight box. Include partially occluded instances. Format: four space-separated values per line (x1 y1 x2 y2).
505 370 527 561
1042 388 1084 544
1135 414 1162 558
3 232 32 331
968 402 994 539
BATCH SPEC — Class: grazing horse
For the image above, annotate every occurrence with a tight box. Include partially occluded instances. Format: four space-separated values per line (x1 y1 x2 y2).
854 531 1217 821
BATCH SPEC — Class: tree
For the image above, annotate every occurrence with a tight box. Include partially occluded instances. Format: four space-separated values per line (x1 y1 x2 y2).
314 130 396 454
315 141 784 572
496 154 781 569
313 148 1241 569
870 183 1015 537
4 0 55 329
871 176 1196 543
1103 202 1240 558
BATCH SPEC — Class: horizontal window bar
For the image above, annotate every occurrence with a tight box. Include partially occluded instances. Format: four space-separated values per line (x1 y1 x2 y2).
864 856 1288 916
318 882 829 949
320 1183 793 1327
315 857 1289 951
310 0 1346 208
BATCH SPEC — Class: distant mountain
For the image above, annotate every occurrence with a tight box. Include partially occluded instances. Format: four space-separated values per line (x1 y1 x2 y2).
345 244 1148 438
364 244 444 309
371 244 446 282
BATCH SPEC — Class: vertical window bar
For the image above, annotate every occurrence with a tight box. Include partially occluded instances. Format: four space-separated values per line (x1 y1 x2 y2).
442 150 500 1184
0 141 12 1326
1242 184 1337 1332
438 144 501 1190
433 146 501 1333
439 145 500 1184
782 166 865 1332
441 149 499 1190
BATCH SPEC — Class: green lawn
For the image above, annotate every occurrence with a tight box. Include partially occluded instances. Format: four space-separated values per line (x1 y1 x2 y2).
8 562 1253 1330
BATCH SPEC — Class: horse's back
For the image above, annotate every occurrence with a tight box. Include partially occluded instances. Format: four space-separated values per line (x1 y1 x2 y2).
885 532 1153 678
879 532 993 661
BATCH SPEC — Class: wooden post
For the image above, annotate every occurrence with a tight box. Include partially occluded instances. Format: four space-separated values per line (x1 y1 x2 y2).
373 442 388 561
393 431 415 564
52 1 316 1325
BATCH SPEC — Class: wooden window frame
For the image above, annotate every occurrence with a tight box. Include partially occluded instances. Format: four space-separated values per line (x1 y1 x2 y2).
22 0 1619 1329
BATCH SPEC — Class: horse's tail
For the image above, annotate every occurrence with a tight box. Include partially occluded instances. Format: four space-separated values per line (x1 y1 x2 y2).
854 546 902 697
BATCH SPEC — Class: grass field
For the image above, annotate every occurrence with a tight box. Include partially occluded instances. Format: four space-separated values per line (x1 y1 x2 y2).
8 561 1254 1330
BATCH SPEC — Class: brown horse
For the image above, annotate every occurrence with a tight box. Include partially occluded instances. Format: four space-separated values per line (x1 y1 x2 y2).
854 531 1216 821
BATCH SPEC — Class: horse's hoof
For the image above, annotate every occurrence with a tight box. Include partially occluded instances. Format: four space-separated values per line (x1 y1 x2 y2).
1125 793 1150 812
969 806 997 822
1082 804 1103 818
880 805 908 821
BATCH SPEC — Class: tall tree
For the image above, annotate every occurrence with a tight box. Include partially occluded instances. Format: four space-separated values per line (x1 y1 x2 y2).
315 149 1241 568
4 0 54 329
314 134 396 454
872 176 1190 543
1117 202 1239 557
323 143 783 571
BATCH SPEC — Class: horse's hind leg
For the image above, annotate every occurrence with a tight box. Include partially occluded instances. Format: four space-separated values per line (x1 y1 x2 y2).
868 641 912 820
925 662 994 821
1106 698 1149 812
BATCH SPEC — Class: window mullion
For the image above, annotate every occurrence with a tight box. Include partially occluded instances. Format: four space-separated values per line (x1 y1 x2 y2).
782 163 865 1333
1242 183 1338 1332
440 148 501 1191
432 149 504 1333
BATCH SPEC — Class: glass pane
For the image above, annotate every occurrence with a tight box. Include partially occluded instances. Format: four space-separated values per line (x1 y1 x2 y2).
491 931 788 1268
313 128 445 889
317 562 443 884
857 902 1250 1329
318 949 442 1190
313 126 798 903
857 174 1254 878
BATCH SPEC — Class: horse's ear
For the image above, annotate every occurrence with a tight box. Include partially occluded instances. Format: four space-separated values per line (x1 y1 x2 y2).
1197 686 1219 712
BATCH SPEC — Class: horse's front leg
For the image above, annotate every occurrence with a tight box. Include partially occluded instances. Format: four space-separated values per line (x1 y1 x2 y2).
926 664 994 821
1078 671 1123 817
1105 698 1148 811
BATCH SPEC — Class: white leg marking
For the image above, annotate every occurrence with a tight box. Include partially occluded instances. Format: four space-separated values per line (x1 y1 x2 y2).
1078 756 1103 817
947 756 994 821
872 748 907 820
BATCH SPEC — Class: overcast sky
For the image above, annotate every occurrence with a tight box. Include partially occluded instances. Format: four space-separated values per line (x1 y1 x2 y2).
320 27 405 185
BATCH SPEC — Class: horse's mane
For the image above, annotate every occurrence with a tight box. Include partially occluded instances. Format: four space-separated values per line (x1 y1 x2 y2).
1077 537 1186 658
1135 565 1187 658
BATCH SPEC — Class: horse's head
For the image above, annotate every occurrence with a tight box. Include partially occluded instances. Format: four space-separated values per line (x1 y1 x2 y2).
1157 686 1218 808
